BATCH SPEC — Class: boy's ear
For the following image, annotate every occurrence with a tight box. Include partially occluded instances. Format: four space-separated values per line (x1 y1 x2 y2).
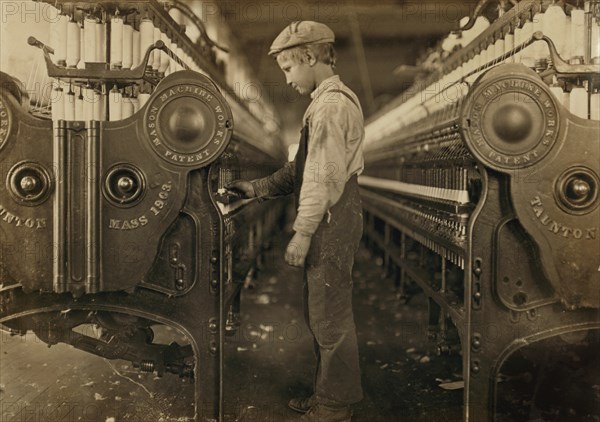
304 49 317 66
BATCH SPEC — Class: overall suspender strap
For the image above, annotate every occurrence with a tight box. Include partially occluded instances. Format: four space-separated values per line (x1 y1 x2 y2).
294 125 309 206
327 89 360 111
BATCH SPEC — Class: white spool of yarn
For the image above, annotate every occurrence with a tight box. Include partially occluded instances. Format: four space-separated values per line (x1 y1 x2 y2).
570 85 588 118
139 19 154 69
51 83 65 121
64 88 76 121
110 15 123 69
51 14 69 66
520 18 535 68
570 9 585 62
83 17 97 63
543 3 567 60
122 24 133 69
590 90 600 120
132 29 141 68
66 19 80 68
95 20 106 63
138 92 151 108
504 31 514 63
153 27 162 71
91 89 102 120
83 87 94 121
108 86 122 121
121 96 134 119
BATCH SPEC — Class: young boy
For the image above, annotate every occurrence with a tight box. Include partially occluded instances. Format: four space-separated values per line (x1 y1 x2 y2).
228 21 364 422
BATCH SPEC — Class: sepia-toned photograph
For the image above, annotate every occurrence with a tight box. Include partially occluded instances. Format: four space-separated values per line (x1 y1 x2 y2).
0 0 599 420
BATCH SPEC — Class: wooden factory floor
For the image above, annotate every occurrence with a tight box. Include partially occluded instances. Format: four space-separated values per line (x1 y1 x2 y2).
1 228 597 421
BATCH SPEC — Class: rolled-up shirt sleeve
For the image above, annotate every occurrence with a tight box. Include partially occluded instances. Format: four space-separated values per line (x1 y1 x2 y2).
293 103 348 236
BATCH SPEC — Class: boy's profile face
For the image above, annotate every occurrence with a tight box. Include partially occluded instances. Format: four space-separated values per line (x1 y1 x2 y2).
276 53 315 96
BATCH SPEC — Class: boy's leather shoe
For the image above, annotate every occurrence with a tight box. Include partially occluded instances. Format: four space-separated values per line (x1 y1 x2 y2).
288 396 316 413
297 404 351 422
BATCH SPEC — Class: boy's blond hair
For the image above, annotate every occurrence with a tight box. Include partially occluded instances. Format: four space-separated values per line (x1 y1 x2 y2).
276 43 336 68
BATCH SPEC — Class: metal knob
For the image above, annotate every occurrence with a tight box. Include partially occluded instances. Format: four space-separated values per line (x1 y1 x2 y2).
117 176 135 193
565 178 591 202
20 176 38 193
8 162 52 206
103 165 145 206
556 167 599 214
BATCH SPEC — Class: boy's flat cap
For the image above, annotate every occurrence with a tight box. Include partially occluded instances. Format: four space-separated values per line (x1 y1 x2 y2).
268 21 335 55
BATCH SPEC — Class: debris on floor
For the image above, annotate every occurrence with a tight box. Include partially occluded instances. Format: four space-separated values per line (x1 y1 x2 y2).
438 380 464 390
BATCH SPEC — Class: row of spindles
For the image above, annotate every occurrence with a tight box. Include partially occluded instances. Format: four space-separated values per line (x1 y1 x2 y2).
48 10 193 73
51 82 152 122
37 3 281 132
378 2 600 143
403 166 469 204
46 5 195 122
45 6 279 127
451 3 599 70
408 2 600 130
381 197 467 268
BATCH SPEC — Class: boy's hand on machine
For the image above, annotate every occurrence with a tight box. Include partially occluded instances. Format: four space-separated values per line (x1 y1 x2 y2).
285 232 312 267
226 180 256 199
